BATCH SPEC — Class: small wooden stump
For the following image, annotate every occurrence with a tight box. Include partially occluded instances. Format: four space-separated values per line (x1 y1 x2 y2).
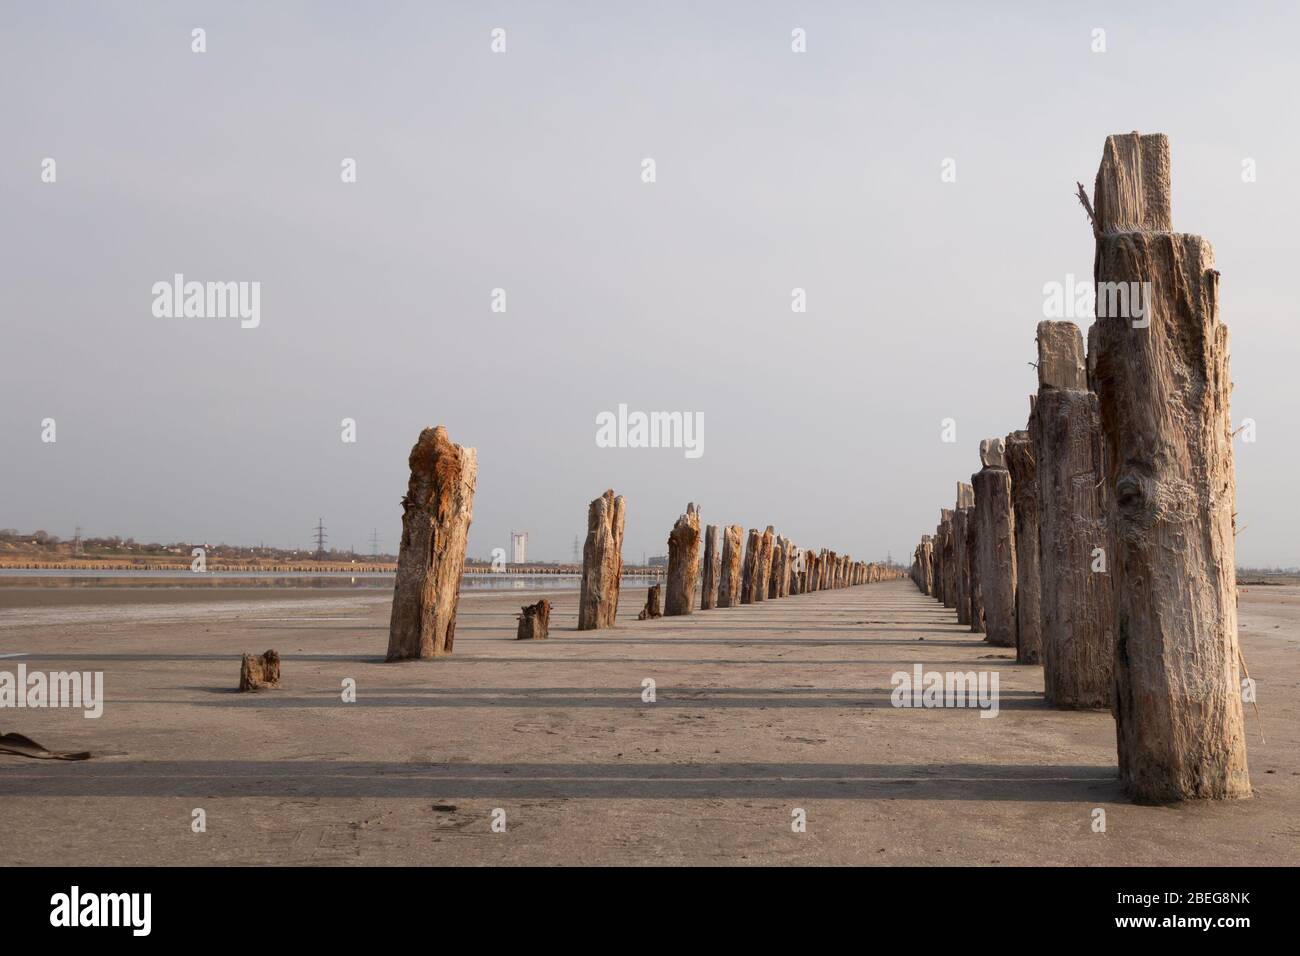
638 584 662 620
515 599 551 640
239 650 280 691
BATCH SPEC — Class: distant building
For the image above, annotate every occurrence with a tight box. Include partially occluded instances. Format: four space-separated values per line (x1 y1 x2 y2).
647 554 668 568
510 531 528 565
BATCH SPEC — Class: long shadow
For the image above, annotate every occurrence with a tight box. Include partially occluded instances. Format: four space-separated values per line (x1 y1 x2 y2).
146 688 1048 711
0 759 1122 802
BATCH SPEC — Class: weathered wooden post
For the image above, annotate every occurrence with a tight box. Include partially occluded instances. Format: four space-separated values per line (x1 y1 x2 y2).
665 503 701 615
940 513 956 608
965 514 984 631
764 530 774 598
780 540 794 596
972 438 1016 647
1005 426 1043 665
755 526 775 601
1035 321 1115 707
741 529 762 603
717 524 744 607
700 523 721 610
918 537 934 595
953 482 975 625
578 489 626 631
1091 132 1250 801
387 426 477 660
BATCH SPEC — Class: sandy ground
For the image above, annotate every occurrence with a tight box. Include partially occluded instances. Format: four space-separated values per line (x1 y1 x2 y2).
0 580 1295 866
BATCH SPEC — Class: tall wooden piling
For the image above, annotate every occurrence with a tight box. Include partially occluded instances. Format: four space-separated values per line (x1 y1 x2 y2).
741 529 762 604
1035 321 1115 708
972 438 1016 647
717 524 744 608
1005 427 1043 665
665 503 701 616
700 523 720 610
1091 131 1250 801
387 426 477 660
578 489 626 631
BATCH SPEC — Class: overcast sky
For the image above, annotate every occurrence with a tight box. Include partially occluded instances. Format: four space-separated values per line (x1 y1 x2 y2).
3 1 1297 566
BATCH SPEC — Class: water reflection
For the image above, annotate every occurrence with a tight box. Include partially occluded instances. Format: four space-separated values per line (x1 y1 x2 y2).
0 569 658 591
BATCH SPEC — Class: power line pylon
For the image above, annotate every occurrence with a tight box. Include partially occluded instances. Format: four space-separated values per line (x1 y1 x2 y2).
313 518 328 560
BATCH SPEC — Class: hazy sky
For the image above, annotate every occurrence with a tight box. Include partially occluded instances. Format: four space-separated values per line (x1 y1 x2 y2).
3 1 1298 566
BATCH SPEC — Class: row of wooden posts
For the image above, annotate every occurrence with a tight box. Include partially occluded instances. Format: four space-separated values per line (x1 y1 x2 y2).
911 132 1251 805
380 427 900 657
578 493 900 627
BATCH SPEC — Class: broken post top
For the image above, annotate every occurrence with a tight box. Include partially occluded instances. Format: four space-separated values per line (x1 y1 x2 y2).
1094 132 1172 234
672 503 700 531
979 437 1006 468
1036 321 1087 390
956 482 974 509
589 488 625 522
404 426 477 516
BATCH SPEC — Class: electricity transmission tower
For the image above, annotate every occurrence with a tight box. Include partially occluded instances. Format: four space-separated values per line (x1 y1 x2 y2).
370 529 380 557
313 518 328 560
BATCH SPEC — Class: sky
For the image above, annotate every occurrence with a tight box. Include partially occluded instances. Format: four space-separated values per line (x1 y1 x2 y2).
3 1 1298 566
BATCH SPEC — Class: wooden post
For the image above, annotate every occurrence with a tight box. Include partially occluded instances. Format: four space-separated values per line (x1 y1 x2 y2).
665 503 701 616
918 537 934 595
741 529 762 603
764 530 774 598
778 540 793 596
516 599 551 640
700 524 720 610
577 489 626 631
1005 427 1043 665
954 483 974 624
1091 132 1250 801
972 438 1016 647
952 508 972 625
717 524 744 607
1035 321 1115 708
966 510 984 631
940 513 956 608
755 526 775 601
387 426 477 660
